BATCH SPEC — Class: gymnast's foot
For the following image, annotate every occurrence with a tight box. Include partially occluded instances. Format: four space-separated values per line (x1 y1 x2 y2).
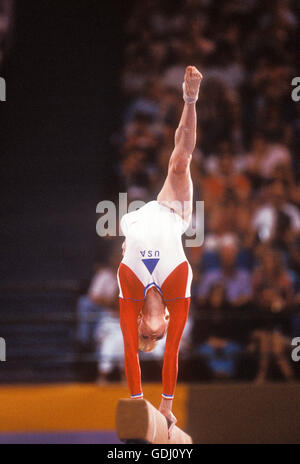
183 65 203 101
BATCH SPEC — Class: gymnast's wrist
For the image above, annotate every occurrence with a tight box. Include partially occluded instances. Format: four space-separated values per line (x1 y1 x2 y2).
160 397 173 411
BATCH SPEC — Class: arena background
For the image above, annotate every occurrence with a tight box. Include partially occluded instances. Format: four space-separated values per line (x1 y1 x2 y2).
0 0 300 444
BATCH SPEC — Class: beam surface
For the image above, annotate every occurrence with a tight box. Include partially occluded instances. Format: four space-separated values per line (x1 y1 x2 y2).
116 399 192 444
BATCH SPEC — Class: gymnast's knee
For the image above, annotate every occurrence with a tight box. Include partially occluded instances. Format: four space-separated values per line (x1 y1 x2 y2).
169 155 191 175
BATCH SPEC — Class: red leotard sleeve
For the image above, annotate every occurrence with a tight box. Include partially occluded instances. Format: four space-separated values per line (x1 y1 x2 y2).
162 297 190 398
119 297 144 397
118 263 144 398
161 261 190 398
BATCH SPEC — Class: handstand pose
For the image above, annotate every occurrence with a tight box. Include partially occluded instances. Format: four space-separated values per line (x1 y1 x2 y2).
118 66 202 436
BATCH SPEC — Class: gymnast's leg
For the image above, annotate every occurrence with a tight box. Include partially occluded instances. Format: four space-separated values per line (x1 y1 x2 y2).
157 66 202 436
157 66 202 225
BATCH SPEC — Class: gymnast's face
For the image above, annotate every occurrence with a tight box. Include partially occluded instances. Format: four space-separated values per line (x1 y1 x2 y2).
138 288 169 343
139 316 167 342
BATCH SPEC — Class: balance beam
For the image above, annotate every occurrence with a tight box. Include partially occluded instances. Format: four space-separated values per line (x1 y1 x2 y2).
116 399 193 444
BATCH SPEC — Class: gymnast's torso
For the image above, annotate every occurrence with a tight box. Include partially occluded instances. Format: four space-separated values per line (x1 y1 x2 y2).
117 200 193 301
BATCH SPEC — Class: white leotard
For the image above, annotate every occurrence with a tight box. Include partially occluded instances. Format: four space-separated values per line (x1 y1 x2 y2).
118 201 193 299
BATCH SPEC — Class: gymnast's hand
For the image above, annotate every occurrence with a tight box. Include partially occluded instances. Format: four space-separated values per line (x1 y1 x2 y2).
159 400 177 439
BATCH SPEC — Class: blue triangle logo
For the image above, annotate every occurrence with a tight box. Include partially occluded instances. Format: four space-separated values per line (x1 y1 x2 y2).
142 258 159 274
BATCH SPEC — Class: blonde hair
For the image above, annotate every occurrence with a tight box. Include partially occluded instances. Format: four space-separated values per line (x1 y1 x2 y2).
138 335 158 352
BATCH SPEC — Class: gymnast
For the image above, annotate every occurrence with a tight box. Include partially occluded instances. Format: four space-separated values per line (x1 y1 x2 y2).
117 66 202 437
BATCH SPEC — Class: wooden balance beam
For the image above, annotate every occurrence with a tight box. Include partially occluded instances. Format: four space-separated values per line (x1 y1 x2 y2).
116 399 193 444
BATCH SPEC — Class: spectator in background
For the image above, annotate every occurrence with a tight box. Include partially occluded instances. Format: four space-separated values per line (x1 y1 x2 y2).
250 248 295 383
76 250 123 383
124 80 163 124
246 132 291 184
197 236 252 308
92 252 124 383
253 179 300 243
119 148 150 202
194 283 243 380
202 141 251 208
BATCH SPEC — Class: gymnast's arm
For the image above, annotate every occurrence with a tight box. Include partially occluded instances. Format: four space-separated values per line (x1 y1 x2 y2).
159 297 190 438
119 296 144 398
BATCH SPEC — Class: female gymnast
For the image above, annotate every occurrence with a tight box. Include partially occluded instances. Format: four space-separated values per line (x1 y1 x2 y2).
117 66 202 436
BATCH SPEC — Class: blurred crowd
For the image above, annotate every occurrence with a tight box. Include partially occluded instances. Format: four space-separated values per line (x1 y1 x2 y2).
0 0 13 69
77 0 300 383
